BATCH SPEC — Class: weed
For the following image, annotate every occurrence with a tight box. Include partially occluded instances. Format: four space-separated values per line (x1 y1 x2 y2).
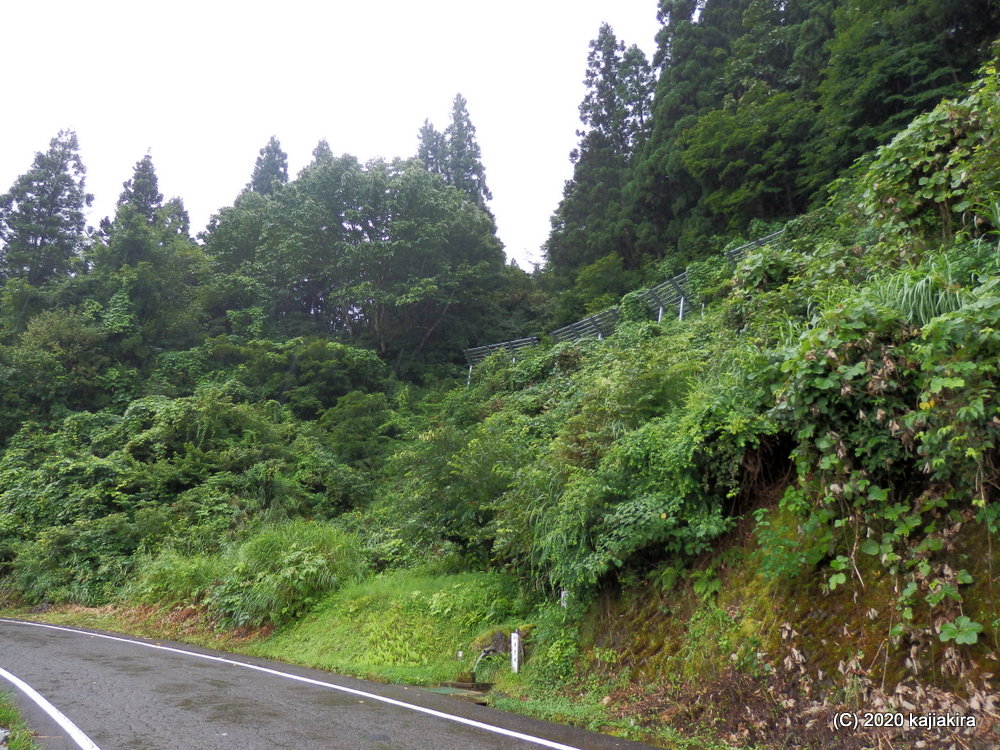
0 692 39 750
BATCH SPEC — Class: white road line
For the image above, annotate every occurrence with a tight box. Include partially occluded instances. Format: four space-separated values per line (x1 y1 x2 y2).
0 619 588 750
0 664 102 750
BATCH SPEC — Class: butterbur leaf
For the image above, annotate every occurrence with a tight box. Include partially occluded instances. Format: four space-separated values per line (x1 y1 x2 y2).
939 616 982 645
860 538 880 555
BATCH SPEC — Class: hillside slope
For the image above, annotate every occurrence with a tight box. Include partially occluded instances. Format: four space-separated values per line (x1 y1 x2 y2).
3 48 999 750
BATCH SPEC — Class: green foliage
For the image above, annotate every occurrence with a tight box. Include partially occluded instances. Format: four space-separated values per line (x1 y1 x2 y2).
9 508 173 604
419 94 493 212
812 0 999 192
203 337 391 419
248 136 288 195
680 91 812 225
257 570 528 684
124 548 228 606
0 377 374 605
685 254 733 304
0 692 40 750
845 64 1000 241
320 391 398 469
757 211 1000 633
127 521 367 628
528 628 582 686
733 242 803 293
0 130 92 285
442 94 493 211
910 276 1000 503
617 289 650 323
117 154 163 223
544 24 654 282
207 521 366 628
203 155 506 373
555 254 640 322
939 615 983 645
584 0 1000 287
386 303 782 598
1 34 1000 727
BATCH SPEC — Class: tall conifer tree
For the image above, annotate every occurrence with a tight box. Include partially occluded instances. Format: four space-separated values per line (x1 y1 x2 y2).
249 136 289 195
0 130 92 285
416 96 493 214
417 120 447 176
545 25 653 281
311 139 335 166
118 153 163 224
627 0 752 259
443 94 492 212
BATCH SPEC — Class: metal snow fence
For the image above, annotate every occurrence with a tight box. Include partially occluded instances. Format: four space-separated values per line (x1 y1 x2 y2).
550 307 620 343
725 229 784 263
642 229 785 322
463 336 540 384
642 272 688 322
462 229 785 377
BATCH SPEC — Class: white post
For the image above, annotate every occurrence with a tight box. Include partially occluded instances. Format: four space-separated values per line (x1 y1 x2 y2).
467 364 472 387
678 296 685 321
657 306 663 323
511 631 521 673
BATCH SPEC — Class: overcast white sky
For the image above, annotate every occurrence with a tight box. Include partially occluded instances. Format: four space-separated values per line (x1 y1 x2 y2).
0 1 660 269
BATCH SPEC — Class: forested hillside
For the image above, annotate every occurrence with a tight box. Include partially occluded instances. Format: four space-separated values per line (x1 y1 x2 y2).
2 2 1000 748
546 0 999 322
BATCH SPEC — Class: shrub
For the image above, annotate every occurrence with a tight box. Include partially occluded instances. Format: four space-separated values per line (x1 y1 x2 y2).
126 548 228 605
207 520 367 628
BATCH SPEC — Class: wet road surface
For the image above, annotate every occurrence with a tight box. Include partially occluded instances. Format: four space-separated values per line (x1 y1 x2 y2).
0 619 658 750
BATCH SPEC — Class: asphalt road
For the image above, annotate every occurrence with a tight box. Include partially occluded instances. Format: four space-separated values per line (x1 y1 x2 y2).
0 618 659 750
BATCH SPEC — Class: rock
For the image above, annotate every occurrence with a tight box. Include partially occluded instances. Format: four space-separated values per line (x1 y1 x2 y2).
491 630 509 655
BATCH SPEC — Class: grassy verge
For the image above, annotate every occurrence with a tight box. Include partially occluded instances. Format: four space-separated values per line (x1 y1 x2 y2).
250 570 529 684
0 692 39 750
0 567 753 750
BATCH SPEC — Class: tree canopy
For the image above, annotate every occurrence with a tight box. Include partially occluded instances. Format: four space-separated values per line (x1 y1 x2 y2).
417 94 493 214
546 0 1000 289
117 153 163 224
249 136 289 195
0 130 92 285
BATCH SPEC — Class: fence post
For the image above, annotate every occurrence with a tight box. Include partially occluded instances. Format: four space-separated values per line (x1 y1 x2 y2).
511 631 521 673
679 296 685 321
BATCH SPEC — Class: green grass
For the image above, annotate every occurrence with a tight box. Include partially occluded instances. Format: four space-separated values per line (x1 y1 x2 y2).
127 520 368 629
250 569 531 684
3 578 748 749
0 692 39 750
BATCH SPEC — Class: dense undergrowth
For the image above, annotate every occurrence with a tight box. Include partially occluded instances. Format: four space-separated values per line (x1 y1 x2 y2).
2 58 1000 750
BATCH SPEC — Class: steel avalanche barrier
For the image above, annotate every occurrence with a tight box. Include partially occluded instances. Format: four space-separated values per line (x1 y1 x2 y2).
463 336 540 384
550 307 620 343
462 229 786 382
